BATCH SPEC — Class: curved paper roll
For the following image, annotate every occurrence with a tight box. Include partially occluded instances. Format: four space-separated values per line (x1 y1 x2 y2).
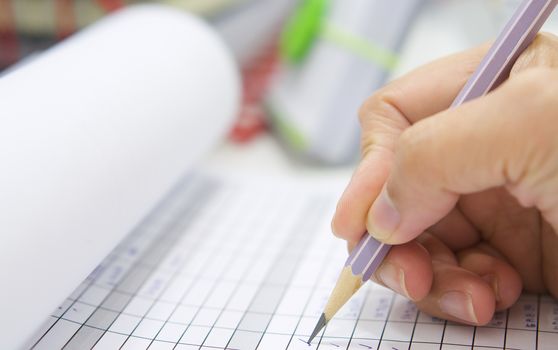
0 5 239 348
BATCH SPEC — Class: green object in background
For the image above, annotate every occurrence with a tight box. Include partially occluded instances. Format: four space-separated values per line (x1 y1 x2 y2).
280 0 398 70
322 22 399 70
269 109 309 151
270 0 423 164
280 0 329 63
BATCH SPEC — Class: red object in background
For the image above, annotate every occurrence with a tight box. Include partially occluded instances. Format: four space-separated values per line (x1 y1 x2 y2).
1 0 280 143
0 0 123 70
96 0 125 12
55 0 76 39
0 0 19 68
56 0 124 39
229 40 280 143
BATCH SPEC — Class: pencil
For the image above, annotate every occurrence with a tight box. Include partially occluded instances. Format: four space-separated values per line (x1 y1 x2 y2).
308 0 558 343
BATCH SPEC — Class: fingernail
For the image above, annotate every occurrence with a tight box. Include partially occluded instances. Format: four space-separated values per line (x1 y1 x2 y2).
377 263 410 299
439 291 478 323
482 274 500 302
368 187 400 241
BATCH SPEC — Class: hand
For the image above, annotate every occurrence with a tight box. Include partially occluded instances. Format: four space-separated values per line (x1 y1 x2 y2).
332 33 558 325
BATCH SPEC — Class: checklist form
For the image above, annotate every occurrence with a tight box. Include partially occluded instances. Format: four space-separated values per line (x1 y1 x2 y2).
24 173 558 350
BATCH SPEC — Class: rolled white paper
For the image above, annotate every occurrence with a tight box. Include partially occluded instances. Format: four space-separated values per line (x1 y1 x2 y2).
0 5 239 349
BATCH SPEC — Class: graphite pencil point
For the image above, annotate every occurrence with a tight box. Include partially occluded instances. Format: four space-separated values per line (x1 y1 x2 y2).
307 313 327 344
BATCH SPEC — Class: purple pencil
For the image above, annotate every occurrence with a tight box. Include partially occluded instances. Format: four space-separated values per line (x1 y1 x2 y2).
309 0 558 343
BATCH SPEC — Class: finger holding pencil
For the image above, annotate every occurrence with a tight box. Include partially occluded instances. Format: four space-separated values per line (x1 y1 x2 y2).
310 0 558 343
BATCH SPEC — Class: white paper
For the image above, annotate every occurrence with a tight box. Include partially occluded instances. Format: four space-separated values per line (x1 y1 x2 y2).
0 6 240 349
26 172 558 349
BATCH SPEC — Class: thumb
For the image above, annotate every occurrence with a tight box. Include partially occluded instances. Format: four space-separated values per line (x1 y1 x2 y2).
366 68 558 245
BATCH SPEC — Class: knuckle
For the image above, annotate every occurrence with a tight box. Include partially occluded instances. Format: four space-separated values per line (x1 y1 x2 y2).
507 68 558 101
512 32 558 74
537 31 558 40
393 123 435 182
358 86 406 158
394 131 418 175
501 68 558 193
531 32 558 50
358 95 376 125
396 127 420 163
360 130 393 161
512 68 558 108
537 71 558 109
358 90 387 126
358 83 401 127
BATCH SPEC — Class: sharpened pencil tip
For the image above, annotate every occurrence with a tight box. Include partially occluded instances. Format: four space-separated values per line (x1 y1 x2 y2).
307 313 327 344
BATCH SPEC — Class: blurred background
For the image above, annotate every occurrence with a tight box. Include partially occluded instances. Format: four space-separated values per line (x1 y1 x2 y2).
2 0 558 169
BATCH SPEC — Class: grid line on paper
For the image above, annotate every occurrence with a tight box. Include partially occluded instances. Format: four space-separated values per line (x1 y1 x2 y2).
471 325 477 349
57 176 217 350
316 326 325 348
503 308 510 349
30 176 213 350
42 314 558 340
31 315 541 350
535 294 541 350
39 222 157 347
26 173 558 350
283 243 339 349
27 254 119 349
439 320 447 350
407 301 420 350
50 296 558 335
198 190 291 349
120 185 234 349
375 293 396 349
225 197 330 350
91 181 217 349
197 189 286 348
159 187 267 349
136 186 236 348
183 186 290 349
346 280 372 350
254 199 330 350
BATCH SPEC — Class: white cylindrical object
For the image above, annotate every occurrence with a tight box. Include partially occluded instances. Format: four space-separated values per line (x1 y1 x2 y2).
0 6 239 349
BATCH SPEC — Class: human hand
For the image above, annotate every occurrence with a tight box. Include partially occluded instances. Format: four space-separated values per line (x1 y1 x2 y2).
332 33 558 325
